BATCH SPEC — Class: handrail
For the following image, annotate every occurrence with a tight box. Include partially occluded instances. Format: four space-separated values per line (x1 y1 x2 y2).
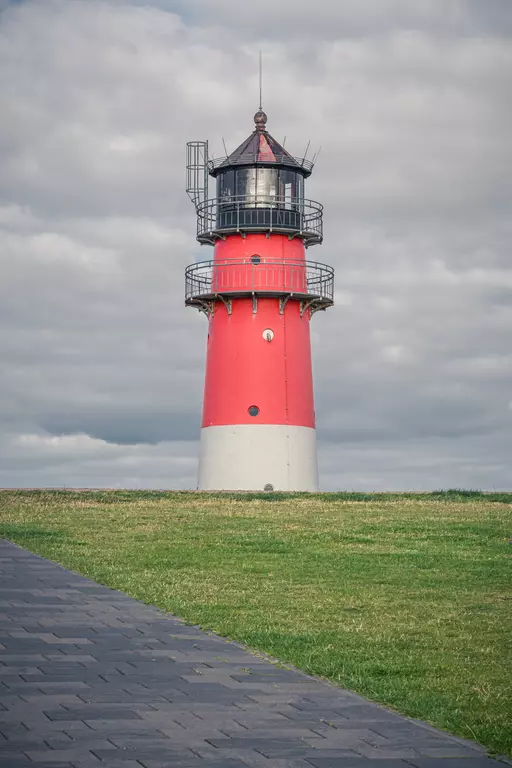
208 155 315 174
185 259 334 308
194 194 323 246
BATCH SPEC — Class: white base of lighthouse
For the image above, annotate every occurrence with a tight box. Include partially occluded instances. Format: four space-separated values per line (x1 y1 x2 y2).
198 425 318 491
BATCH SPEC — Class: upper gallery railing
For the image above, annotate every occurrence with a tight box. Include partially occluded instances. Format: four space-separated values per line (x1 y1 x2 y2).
195 194 323 245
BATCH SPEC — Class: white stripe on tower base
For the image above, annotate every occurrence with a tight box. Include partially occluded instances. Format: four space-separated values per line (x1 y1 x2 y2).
198 424 318 492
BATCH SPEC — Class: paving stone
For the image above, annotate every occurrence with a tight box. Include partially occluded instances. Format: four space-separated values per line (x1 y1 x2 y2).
25 721 95 737
43 707 144 721
16 694 89 707
206 738 354 759
72 762 142 768
0 759 33 768
80 717 171 731
25 750 103 763
278 709 366 724
193 744 283 765
0 669 44 682
0 738 50 752
19 682 93 694
77 691 167 704
0 761 75 768
92 746 198 761
177 689 256 703
0 723 30 740
408 759 505 766
230 671 306 683
105 733 187 750
200 755 313 768
306 759 412 767
108 688 174 701
148 701 242 714
414 745 496 757
138 761 248 768
352 745 425 759
0 654 47 663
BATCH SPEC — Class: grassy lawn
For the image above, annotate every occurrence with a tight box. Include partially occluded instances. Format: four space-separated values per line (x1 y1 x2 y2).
0 489 511 756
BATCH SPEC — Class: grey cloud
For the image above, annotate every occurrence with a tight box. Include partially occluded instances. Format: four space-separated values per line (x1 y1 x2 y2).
0 432 198 489
150 0 512 39
38 407 199 445
318 430 512 492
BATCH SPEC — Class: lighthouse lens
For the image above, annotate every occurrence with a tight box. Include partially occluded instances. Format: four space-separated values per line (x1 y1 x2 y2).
248 405 260 417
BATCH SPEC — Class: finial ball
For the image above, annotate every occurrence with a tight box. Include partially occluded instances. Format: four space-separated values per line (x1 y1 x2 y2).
254 109 267 131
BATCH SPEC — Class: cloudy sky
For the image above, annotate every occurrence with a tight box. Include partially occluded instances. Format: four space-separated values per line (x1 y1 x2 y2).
1 0 511 490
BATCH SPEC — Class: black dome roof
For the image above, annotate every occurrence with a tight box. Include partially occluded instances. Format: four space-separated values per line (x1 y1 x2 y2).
208 112 313 177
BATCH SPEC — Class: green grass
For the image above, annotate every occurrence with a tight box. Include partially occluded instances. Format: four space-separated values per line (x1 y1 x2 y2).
0 489 511 756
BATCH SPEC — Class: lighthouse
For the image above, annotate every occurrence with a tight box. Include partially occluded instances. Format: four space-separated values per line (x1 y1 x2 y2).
185 108 334 491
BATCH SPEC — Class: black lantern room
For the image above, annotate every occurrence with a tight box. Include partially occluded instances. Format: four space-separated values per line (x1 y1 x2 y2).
208 110 315 238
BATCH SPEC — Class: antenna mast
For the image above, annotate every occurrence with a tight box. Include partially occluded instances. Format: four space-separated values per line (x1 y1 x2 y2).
259 50 263 110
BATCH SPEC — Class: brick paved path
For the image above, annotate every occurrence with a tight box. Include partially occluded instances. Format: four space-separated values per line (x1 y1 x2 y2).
0 539 505 768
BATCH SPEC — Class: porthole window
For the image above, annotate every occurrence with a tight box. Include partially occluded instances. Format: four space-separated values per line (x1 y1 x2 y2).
251 254 261 264
248 405 260 417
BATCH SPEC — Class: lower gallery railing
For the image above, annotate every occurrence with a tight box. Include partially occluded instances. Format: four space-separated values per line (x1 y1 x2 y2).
185 260 334 305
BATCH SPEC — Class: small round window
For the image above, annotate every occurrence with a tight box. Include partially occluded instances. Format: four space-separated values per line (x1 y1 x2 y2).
250 254 261 264
248 405 260 417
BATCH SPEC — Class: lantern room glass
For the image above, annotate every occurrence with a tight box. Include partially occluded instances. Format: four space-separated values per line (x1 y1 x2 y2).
217 167 304 209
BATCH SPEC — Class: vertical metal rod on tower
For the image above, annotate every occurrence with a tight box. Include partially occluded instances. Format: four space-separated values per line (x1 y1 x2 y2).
312 145 322 165
259 50 263 110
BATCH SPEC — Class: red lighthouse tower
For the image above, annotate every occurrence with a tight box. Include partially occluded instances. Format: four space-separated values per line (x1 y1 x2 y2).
185 109 334 491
